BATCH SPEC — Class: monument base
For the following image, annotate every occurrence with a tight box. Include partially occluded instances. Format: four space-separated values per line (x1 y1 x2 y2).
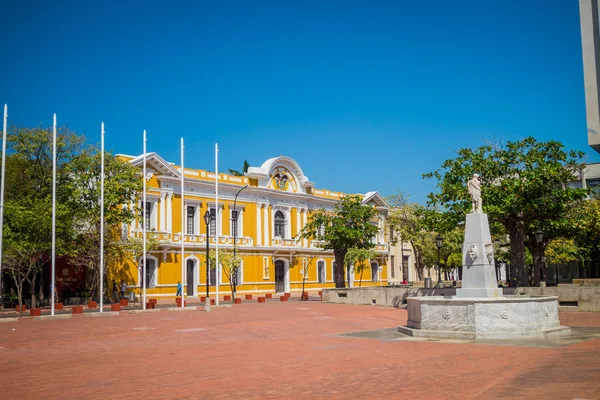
398 295 571 340
455 288 503 298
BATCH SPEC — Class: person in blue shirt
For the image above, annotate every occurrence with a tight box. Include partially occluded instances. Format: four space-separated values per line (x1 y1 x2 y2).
176 281 182 297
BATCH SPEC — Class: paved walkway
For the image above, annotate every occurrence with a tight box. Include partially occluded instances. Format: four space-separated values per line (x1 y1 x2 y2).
1 301 599 399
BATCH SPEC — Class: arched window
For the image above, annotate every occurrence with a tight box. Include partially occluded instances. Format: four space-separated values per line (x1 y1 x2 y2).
318 260 326 283
274 211 285 238
371 262 379 282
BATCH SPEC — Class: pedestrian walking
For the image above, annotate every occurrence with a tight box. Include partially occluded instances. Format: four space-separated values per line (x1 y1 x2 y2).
112 282 119 303
120 280 127 299
176 281 182 297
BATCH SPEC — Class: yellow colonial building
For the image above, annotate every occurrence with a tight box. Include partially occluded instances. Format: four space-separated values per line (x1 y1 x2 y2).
118 153 391 299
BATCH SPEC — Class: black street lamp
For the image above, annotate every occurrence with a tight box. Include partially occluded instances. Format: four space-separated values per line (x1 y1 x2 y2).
535 229 544 286
435 234 444 288
204 209 211 301
232 184 248 301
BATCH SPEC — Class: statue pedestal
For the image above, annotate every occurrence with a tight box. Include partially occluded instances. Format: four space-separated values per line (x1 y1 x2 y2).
398 212 570 340
456 213 502 298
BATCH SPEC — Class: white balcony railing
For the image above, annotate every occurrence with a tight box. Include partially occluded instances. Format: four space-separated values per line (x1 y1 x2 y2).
272 237 298 247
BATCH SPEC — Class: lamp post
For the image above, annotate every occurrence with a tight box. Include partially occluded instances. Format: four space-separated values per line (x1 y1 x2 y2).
204 210 211 301
535 229 544 286
232 184 248 301
435 234 444 288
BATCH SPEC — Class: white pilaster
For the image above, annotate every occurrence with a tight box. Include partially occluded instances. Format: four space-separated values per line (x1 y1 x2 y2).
256 203 262 246
302 209 308 247
295 207 300 239
263 204 269 246
166 193 173 233
159 192 166 231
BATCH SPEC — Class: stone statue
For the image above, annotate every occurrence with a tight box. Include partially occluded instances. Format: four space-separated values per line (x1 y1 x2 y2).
467 174 482 213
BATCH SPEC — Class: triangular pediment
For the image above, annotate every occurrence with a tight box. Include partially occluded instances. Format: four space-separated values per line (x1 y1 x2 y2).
129 152 182 178
362 191 390 210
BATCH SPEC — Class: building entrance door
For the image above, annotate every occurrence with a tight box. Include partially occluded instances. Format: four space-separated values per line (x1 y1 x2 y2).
186 259 195 296
275 260 285 293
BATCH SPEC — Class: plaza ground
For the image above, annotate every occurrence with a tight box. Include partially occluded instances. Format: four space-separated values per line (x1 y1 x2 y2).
1 300 600 400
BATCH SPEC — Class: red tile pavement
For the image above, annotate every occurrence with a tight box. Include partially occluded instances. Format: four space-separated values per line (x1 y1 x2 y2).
0 302 599 400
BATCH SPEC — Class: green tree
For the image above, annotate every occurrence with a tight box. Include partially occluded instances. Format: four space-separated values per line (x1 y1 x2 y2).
345 248 376 286
388 203 437 281
228 159 251 177
423 137 588 286
571 198 600 276
66 149 143 300
299 195 379 288
2 125 84 308
207 248 241 301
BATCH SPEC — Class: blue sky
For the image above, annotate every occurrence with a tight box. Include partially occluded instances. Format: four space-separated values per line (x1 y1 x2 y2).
1 0 597 203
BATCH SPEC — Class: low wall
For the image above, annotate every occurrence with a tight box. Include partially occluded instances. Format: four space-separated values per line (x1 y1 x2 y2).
322 285 600 312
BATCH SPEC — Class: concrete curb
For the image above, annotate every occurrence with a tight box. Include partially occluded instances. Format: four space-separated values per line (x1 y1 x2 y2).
128 309 161 314
0 317 19 323
166 306 199 311
84 311 120 317
34 314 72 320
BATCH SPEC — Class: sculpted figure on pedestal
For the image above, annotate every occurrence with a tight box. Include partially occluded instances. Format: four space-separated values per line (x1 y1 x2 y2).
467 174 482 213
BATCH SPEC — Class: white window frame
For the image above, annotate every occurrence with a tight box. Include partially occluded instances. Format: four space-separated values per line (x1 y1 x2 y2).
330 260 336 283
207 203 224 236
235 259 244 285
230 206 244 237
317 259 326 284
263 257 270 280
138 255 159 288
185 255 200 296
371 261 379 282
185 204 200 235
140 200 158 231
272 207 291 239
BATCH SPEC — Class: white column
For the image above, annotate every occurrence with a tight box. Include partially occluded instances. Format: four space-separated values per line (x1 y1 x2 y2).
218 205 223 237
166 193 173 233
295 207 300 240
256 203 262 246
302 209 308 247
160 192 166 231
263 204 269 246
285 209 291 239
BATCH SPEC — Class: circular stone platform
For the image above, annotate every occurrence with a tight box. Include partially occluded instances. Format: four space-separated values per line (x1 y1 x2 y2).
398 295 571 340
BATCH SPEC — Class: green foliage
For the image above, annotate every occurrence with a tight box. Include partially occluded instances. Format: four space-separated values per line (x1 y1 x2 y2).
345 248 376 286
388 203 436 279
385 190 410 207
60 148 143 299
299 195 379 287
570 198 600 263
207 248 241 274
423 137 588 285
545 238 580 265
228 159 251 177
2 124 84 308
207 248 242 299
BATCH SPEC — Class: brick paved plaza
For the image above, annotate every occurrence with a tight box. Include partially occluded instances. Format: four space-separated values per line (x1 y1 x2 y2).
1 301 600 400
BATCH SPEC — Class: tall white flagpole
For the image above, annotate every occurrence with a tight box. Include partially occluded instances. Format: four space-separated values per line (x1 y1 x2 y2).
215 143 219 305
142 130 147 310
0 105 7 308
51 114 57 316
99 123 105 313
180 137 185 307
